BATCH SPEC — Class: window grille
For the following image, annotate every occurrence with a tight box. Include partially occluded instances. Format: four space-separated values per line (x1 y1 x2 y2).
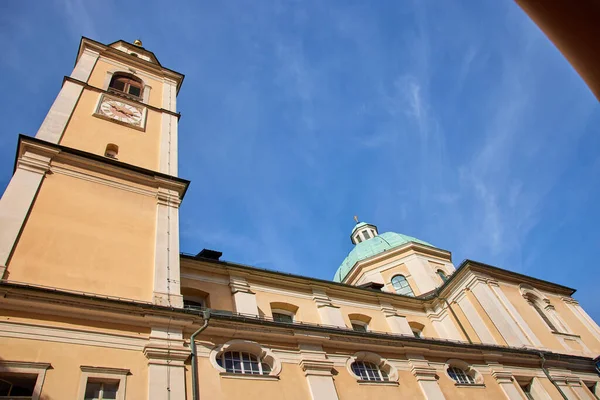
351 361 389 382
447 366 475 385
216 351 271 375
391 275 414 296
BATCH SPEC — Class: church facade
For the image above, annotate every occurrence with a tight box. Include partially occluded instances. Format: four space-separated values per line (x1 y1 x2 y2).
0 37 599 400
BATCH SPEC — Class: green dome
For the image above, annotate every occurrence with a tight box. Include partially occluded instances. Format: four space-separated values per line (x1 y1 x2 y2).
334 232 433 282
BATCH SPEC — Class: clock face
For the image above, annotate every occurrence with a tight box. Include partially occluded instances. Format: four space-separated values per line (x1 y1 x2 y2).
99 99 143 126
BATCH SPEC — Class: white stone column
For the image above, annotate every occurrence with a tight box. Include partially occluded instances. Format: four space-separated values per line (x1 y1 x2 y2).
159 79 179 176
36 49 98 144
492 371 524 400
0 145 58 274
229 275 258 316
454 290 496 344
470 279 531 346
489 282 542 347
153 186 183 307
409 358 446 400
144 325 189 400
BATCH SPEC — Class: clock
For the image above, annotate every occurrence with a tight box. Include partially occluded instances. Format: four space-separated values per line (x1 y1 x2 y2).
99 98 143 126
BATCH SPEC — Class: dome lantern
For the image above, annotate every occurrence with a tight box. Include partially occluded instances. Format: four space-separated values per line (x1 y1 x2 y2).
350 220 379 244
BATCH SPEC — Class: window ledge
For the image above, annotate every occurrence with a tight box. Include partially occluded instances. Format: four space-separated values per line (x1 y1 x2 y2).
552 331 580 339
220 372 279 381
455 383 486 388
357 380 399 386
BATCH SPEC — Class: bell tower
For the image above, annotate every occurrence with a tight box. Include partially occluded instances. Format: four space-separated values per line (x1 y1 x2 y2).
0 37 187 307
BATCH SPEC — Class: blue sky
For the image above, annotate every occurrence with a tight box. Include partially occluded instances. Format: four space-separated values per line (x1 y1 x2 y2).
1 1 599 322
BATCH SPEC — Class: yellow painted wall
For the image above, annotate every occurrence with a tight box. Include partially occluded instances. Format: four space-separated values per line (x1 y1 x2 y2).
7 172 156 302
499 283 565 351
438 372 506 400
0 336 148 399
180 277 234 311
449 300 482 343
334 368 424 399
193 357 311 400
254 289 321 323
59 89 163 171
0 309 150 338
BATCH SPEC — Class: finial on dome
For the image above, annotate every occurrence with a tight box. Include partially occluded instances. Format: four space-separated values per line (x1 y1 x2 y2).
353 215 359 223
133 39 143 47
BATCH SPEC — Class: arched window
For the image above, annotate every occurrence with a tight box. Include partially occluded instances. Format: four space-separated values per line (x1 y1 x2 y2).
347 352 397 383
109 73 144 99
210 340 281 377
216 351 271 375
445 359 482 386
437 269 448 282
351 361 389 381
447 366 475 384
391 275 414 296
527 295 557 332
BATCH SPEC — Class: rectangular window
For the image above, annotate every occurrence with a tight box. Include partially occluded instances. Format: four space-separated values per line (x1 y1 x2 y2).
84 380 119 400
128 86 141 97
362 230 371 239
272 312 293 323
351 323 367 332
0 372 37 398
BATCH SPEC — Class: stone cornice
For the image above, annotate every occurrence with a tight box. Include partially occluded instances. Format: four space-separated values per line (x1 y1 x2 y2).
0 280 595 372
16 135 189 201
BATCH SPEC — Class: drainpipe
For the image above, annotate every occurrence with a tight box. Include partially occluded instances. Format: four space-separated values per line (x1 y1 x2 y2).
539 352 569 400
441 297 473 344
191 310 211 400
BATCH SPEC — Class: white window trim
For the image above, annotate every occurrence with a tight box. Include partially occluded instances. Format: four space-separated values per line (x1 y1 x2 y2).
0 361 51 400
346 351 398 383
209 340 281 377
77 366 130 400
444 359 484 386
271 308 295 322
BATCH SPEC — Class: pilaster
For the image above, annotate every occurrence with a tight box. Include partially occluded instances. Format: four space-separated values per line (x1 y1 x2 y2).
153 186 183 307
454 289 496 344
0 145 59 274
470 279 531 346
144 326 189 400
229 275 258 316
562 297 600 342
428 305 464 341
35 47 99 144
409 358 446 400
491 370 523 400
299 344 339 400
312 288 346 327
488 280 542 347
380 301 413 335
